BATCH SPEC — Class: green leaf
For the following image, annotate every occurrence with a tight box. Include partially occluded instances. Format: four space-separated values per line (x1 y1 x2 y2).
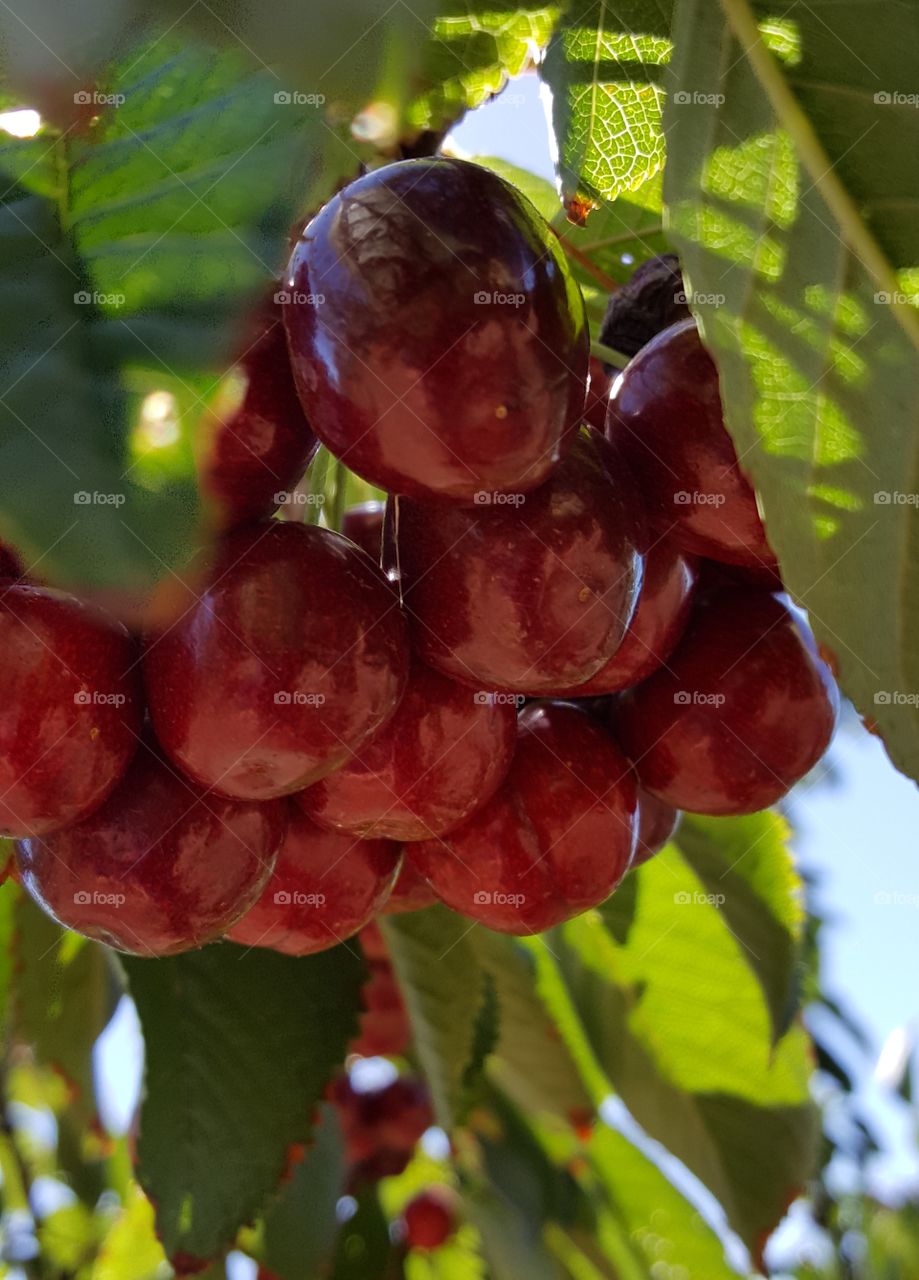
531 840 817 1253
94 1182 170 1280
663 0 919 782
586 1126 739 1278
381 906 484 1127
409 4 559 133
675 812 805 1044
470 930 592 1123
541 1 673 206
123 941 364 1267
0 37 346 591
259 1103 347 1280
12 895 121 1131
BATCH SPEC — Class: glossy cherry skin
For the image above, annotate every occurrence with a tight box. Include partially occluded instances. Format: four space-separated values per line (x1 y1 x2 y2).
16 746 284 955
300 658 517 841
633 789 680 867
143 521 409 800
410 701 637 934
341 502 386 563
0 584 142 837
402 1190 456 1251
381 857 437 914
198 298 318 529
392 429 644 694
606 320 778 571
545 537 697 696
284 157 589 503
615 588 839 815
226 807 401 955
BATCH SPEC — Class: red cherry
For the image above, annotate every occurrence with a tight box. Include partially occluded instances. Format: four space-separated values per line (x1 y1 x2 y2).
381 857 437 914
402 1189 456 1251
226 807 401 956
633 789 680 866
545 537 697 696
330 1073 433 1177
698 556 784 594
0 584 142 837
16 745 284 955
615 588 839 815
284 158 588 503
299 658 517 841
391 429 643 694
606 320 777 570
198 298 317 528
341 502 385 563
410 701 637 934
350 949 413 1059
0 540 25 580
143 521 409 799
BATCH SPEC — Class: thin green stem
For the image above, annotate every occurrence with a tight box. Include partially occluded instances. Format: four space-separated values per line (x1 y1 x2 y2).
590 340 630 370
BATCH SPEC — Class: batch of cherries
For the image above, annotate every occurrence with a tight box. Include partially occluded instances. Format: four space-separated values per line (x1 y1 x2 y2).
3 157 839 957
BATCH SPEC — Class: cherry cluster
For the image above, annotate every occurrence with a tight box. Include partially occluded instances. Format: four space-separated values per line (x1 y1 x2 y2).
6 157 838 955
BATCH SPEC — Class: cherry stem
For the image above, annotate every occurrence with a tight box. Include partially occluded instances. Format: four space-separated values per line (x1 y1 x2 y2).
590 340 630 370
554 232 621 294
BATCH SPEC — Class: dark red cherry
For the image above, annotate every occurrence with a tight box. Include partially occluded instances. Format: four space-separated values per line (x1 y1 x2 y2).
341 502 385 563
226 807 401 955
633 789 680 866
284 157 589 502
16 745 284 955
402 1190 456 1251
0 584 142 837
392 429 643 693
606 320 777 570
381 857 437 914
545 537 697 696
143 521 409 799
330 1073 433 1174
409 701 637 934
0 540 25 580
198 298 318 528
698 556 784 595
615 588 839 815
299 658 517 841
350 930 413 1057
